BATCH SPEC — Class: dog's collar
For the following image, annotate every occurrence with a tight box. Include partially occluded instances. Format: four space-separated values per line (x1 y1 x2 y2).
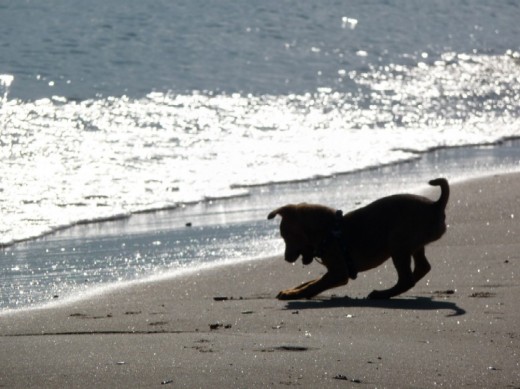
331 209 343 236
315 209 358 280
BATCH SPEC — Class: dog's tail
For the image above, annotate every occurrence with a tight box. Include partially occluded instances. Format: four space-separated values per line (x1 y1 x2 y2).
267 205 294 220
267 208 280 220
429 178 450 210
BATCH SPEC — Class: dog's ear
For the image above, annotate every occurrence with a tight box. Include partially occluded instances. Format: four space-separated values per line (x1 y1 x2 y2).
284 246 300 263
301 252 314 265
267 205 295 220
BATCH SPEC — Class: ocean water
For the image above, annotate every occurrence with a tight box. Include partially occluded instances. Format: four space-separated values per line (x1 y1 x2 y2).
1 0 520 310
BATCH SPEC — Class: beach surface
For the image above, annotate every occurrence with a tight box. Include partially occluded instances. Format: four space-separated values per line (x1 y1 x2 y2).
1 173 519 388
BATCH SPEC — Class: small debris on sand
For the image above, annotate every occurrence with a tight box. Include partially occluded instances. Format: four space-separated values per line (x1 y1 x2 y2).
209 323 232 330
333 374 361 383
469 292 495 298
213 296 229 301
433 290 455 296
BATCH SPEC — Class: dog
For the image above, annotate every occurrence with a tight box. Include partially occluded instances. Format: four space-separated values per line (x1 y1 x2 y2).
268 178 449 300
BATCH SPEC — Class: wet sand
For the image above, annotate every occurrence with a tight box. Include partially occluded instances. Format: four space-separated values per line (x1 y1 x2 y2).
1 173 519 388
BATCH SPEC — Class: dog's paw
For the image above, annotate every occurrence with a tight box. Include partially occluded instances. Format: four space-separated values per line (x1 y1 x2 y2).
367 290 390 300
277 290 298 300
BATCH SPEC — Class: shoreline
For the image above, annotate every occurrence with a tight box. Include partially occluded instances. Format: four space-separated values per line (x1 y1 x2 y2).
0 255 271 318
1 138 519 250
2 139 520 313
0 168 516 318
0 172 519 388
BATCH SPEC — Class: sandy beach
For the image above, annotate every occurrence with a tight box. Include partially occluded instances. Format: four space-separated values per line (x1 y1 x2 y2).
1 172 519 388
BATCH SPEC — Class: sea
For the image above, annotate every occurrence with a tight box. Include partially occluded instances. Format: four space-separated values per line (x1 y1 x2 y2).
1 0 519 311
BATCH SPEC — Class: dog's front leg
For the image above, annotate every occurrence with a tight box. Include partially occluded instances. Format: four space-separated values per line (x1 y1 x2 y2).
277 271 348 300
276 279 318 299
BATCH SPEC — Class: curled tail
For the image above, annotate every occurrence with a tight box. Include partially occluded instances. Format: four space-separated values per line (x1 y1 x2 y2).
429 178 450 210
267 208 282 220
267 205 291 220
268 204 300 220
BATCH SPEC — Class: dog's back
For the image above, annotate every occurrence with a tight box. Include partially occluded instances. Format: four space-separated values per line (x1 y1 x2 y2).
344 178 449 260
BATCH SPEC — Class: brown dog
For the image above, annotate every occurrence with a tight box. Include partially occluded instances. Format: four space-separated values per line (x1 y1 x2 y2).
268 178 449 300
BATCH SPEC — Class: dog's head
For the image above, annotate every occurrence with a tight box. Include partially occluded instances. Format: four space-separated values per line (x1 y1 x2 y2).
268 203 333 265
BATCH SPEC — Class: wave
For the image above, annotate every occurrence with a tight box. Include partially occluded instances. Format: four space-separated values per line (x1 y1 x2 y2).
1 52 520 246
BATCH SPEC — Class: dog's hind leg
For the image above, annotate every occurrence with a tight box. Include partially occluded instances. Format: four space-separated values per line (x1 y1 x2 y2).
412 247 431 283
368 253 415 299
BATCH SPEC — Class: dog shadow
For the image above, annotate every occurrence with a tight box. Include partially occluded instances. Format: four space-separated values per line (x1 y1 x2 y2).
284 296 466 317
